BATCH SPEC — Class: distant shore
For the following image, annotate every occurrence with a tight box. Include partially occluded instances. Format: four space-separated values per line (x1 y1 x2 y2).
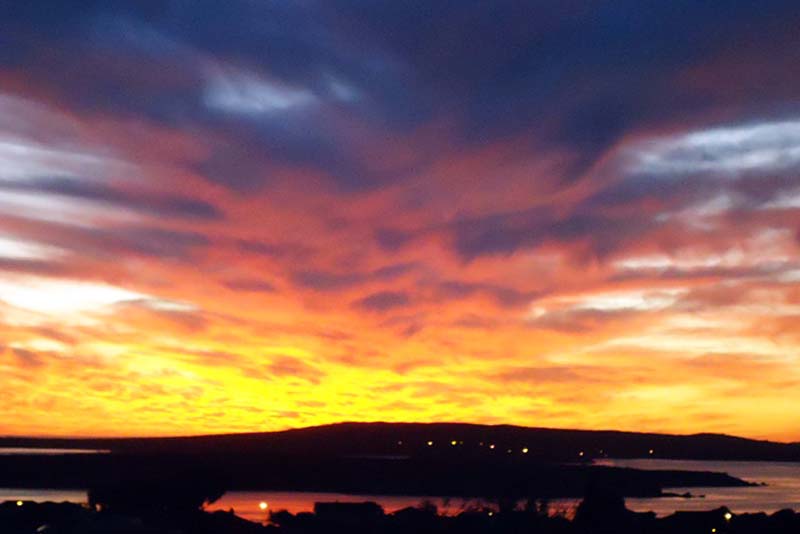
3 422 798 463
0 452 753 500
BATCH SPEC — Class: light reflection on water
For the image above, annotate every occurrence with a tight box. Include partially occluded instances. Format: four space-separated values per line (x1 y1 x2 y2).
208 460 800 520
207 492 501 522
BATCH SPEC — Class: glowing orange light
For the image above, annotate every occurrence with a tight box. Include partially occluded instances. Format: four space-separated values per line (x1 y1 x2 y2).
259 501 268 511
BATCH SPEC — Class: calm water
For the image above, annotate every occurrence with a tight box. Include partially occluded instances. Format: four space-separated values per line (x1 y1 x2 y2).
594 459 800 516
0 488 87 503
208 492 492 521
0 448 109 455
3 459 797 521
202 459 800 520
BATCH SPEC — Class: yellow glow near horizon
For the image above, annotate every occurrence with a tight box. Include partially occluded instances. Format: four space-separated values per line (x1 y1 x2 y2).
0 61 799 443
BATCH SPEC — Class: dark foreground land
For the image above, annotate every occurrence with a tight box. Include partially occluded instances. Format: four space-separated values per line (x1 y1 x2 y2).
3 494 799 534
3 422 795 532
2 422 789 499
0 452 752 499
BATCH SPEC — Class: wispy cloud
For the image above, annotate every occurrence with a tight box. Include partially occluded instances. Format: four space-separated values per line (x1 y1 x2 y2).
0 0 798 439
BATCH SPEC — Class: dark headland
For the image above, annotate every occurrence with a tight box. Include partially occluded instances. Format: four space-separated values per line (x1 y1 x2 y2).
4 423 800 533
2 422 797 498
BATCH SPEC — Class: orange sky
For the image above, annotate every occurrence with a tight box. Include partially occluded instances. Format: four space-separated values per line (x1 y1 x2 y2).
1 2 799 440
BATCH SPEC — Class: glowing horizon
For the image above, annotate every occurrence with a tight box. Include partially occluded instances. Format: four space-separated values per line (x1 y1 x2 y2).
1 2 799 441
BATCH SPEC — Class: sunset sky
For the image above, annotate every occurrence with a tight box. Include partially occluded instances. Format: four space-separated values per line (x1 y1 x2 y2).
1 1 799 440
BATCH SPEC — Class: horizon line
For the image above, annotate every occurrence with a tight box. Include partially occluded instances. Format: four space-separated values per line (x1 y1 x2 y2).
1 420 797 445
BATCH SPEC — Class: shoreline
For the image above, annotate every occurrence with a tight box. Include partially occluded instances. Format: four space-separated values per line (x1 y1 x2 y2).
0 453 755 500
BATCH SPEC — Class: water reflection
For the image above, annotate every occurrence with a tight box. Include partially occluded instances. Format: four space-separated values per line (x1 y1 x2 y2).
595 459 800 516
0 448 109 455
0 489 87 503
3 460 796 521
207 492 495 521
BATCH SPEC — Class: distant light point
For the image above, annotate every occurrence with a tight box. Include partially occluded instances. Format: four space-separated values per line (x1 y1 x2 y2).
259 501 268 511
522 447 529 454
16 500 23 507
451 440 457 446
427 440 433 446
489 444 495 449
724 512 733 521
579 451 585 457
649 449 654 455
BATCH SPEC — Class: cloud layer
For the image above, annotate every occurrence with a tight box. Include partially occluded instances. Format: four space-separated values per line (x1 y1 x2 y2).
0 1 798 439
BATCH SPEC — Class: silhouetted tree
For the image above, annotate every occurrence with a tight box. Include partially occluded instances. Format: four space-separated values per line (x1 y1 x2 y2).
88 468 225 514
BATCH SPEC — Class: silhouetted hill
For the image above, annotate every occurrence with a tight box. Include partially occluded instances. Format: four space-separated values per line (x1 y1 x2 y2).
0 423 794 498
2 422 798 462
